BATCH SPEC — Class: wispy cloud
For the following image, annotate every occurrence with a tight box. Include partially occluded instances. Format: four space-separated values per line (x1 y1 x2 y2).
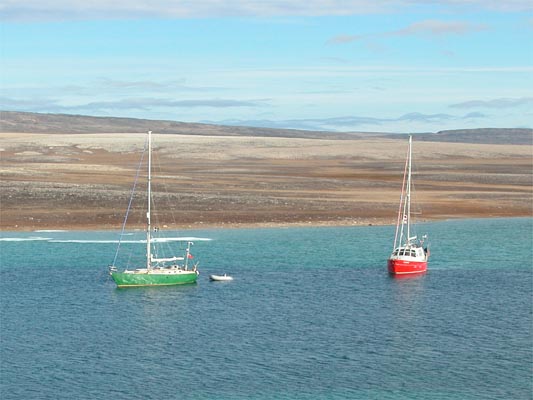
0 79 230 102
3 1 532 22
470 0 533 12
327 19 489 46
0 0 391 22
75 98 267 111
0 97 61 110
206 111 488 132
392 20 488 37
450 97 533 109
0 96 269 114
96 79 228 93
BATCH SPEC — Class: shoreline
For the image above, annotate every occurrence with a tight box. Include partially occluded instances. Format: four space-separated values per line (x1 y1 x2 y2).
2 215 530 233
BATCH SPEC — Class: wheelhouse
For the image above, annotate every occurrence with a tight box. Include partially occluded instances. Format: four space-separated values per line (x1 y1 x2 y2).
391 246 426 259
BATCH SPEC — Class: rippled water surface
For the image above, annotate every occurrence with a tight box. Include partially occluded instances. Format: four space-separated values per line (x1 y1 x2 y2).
1 218 532 399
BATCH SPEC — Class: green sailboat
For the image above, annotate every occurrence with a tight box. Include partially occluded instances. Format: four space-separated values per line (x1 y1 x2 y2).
109 131 200 288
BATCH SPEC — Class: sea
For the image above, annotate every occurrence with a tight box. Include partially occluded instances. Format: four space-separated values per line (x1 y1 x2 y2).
0 217 532 400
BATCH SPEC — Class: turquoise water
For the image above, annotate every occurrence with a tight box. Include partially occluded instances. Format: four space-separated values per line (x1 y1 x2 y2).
1 218 532 399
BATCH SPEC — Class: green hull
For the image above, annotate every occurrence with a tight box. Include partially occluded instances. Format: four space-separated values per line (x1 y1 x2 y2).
111 271 198 288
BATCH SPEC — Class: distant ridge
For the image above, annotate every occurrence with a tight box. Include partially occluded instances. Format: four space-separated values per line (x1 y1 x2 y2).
416 128 532 145
0 111 353 139
1 111 531 144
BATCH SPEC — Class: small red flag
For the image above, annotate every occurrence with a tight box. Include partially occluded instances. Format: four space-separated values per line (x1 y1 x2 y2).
187 254 194 259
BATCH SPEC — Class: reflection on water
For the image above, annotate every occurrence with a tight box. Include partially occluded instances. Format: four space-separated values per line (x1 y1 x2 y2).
388 273 428 338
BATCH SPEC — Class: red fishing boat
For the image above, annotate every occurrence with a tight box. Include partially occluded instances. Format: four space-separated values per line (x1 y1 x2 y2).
388 135 429 275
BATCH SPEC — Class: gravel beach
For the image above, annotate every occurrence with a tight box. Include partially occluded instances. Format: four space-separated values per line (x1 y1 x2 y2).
1 133 531 231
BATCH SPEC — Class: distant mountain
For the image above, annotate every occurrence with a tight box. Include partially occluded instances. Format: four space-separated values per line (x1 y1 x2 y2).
415 128 532 145
1 111 531 144
0 111 353 139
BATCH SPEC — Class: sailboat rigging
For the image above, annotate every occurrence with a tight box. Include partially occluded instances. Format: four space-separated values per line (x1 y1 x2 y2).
387 135 429 275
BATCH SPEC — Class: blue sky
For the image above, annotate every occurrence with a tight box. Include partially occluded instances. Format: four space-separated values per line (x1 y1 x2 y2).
1 1 532 133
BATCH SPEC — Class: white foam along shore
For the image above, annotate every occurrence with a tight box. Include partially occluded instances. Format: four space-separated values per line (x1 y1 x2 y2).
0 236 212 243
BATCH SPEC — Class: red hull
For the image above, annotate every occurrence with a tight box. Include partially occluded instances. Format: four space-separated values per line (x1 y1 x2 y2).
388 259 427 275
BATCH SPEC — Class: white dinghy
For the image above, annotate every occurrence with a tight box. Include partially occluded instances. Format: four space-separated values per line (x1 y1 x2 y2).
209 274 233 282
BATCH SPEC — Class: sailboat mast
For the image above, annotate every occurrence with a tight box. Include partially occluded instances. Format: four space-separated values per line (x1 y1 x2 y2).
146 131 152 269
406 135 412 243
393 142 409 251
